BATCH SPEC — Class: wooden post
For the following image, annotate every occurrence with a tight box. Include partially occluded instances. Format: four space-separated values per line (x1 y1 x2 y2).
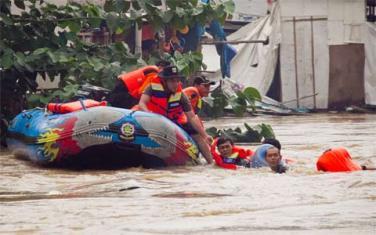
200 38 269 45
310 16 317 109
293 16 300 108
131 0 142 57
158 0 167 56
135 22 142 57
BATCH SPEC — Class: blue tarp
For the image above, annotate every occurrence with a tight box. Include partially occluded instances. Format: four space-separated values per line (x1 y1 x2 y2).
178 18 237 78
179 23 205 53
220 44 237 78
208 20 237 78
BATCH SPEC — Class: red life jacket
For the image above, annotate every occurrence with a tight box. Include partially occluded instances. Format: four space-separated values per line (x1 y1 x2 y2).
47 99 107 114
146 76 188 125
316 147 362 172
210 138 253 170
183 86 202 114
118 65 159 99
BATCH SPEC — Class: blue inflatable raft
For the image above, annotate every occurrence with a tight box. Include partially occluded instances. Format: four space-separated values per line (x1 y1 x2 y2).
7 104 200 168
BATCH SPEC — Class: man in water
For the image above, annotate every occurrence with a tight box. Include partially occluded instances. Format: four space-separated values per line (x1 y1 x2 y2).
317 147 376 172
249 144 288 173
211 136 253 170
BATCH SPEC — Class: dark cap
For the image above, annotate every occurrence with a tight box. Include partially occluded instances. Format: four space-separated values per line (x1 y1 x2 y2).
193 76 216 86
158 66 184 80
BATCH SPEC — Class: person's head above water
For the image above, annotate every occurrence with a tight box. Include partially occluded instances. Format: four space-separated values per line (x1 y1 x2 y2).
265 146 281 168
216 136 234 158
250 144 287 173
158 66 184 93
262 138 281 150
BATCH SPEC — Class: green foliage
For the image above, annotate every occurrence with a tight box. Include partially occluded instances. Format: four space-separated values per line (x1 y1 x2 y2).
229 92 247 116
253 123 275 139
0 0 138 116
0 0 234 120
27 84 80 106
168 51 203 77
201 84 262 118
206 123 275 143
242 87 262 112
148 50 205 78
137 0 235 31
201 87 228 118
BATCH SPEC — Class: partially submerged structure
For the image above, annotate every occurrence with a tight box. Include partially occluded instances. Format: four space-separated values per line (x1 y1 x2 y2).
204 0 376 109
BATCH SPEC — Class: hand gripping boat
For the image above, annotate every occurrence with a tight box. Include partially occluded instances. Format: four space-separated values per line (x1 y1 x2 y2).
6 100 200 168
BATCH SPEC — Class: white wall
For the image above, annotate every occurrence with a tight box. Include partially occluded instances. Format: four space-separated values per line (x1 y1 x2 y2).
328 0 365 45
280 0 327 17
279 0 368 109
363 23 376 105
279 0 329 109
232 0 268 20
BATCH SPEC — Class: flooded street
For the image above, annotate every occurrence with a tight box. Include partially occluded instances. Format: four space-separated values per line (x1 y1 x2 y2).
1 113 375 234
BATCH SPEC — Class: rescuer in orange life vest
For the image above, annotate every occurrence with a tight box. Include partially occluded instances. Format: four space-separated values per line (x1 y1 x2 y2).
183 75 215 114
138 65 214 164
316 147 376 172
108 60 171 109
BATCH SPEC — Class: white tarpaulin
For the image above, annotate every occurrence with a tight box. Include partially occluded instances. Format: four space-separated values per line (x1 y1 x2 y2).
204 0 375 109
203 2 281 96
364 22 376 105
279 0 372 109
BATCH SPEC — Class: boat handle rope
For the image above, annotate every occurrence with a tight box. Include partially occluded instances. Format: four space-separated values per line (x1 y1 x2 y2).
79 99 87 111
129 110 137 116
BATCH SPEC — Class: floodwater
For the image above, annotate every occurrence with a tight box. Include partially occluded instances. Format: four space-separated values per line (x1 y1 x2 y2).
1 113 375 234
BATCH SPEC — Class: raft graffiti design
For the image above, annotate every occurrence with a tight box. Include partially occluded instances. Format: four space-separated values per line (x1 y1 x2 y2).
7 106 199 167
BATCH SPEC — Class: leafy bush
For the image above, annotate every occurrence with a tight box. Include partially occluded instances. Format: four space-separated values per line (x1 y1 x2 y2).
201 83 262 118
0 0 234 120
206 123 275 143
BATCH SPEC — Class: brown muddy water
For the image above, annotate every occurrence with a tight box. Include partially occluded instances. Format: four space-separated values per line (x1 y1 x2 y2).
1 113 375 234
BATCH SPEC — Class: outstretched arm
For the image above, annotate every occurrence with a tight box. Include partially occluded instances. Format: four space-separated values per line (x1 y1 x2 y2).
185 111 212 144
362 165 376 170
138 93 151 112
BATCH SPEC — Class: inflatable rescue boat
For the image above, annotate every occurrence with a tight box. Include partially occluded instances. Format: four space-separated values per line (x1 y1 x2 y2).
6 100 200 168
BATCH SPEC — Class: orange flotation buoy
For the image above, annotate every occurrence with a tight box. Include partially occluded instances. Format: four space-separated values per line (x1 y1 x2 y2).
47 99 107 114
316 147 362 172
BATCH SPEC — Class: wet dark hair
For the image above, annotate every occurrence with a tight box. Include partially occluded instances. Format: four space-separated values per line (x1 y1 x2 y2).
263 138 281 150
217 136 234 146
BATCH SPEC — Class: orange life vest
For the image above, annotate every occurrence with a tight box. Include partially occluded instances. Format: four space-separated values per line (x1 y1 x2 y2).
183 86 202 114
118 65 159 99
210 138 253 170
146 76 188 125
316 147 362 172
47 99 107 114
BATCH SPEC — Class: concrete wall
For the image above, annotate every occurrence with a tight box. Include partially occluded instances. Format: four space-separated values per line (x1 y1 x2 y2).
328 0 365 45
232 0 268 20
279 0 368 109
279 0 329 109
